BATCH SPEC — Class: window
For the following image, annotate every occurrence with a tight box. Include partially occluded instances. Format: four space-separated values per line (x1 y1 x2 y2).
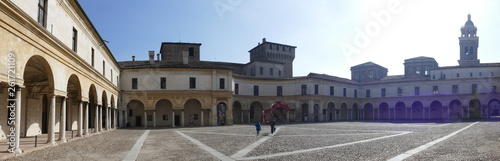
219 78 225 89
314 85 319 95
414 86 420 96
381 88 386 97
416 66 421 74
366 89 371 98
111 70 113 83
278 71 282 77
433 86 439 94
397 87 403 96
103 61 105 76
492 83 497 93
37 0 47 27
470 72 473 77
189 77 196 89
425 66 430 75
329 86 334 96
72 28 78 52
452 85 459 94
259 67 263 75
253 85 259 96
147 115 152 121
472 84 477 94
270 68 274 76
492 72 494 77
301 85 307 95
479 72 482 77
235 84 239 95
432 74 435 79
162 115 168 121
456 73 460 77
408 66 413 75
91 48 95 67
189 47 194 56
132 78 138 89
354 89 357 98
343 88 347 97
277 86 283 96
369 71 373 78
160 77 166 89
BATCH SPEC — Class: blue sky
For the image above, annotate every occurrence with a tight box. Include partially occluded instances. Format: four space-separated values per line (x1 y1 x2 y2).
79 0 500 79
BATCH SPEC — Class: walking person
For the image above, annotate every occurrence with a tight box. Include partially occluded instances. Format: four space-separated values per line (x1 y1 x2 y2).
269 120 276 134
255 121 261 136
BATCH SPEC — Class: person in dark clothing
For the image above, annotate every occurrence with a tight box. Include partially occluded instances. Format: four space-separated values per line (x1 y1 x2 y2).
255 121 261 136
269 120 276 134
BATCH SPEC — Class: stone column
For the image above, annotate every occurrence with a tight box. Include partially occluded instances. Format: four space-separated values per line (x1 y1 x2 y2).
181 110 185 127
47 94 56 145
201 110 204 126
153 110 156 127
12 87 22 153
105 107 109 130
172 110 175 127
59 97 67 142
77 101 83 137
84 102 89 136
114 109 117 129
95 105 99 133
410 108 413 120
423 108 425 119
372 109 375 120
240 110 243 124
247 110 251 123
144 111 147 128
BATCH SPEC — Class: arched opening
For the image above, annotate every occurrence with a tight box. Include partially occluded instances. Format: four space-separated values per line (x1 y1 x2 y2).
184 99 202 126
395 102 406 119
411 101 423 119
327 102 335 121
232 101 242 124
469 99 481 119
364 103 373 120
101 91 108 129
66 74 82 132
313 104 319 122
379 102 389 120
22 55 54 137
250 102 263 123
301 103 309 122
488 99 500 117
430 101 443 119
216 102 227 126
127 100 145 127
352 103 358 120
110 95 115 128
88 85 98 130
449 100 462 120
341 103 348 120
155 99 173 126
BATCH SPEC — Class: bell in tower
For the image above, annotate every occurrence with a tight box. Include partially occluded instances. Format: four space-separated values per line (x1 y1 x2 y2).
458 14 480 66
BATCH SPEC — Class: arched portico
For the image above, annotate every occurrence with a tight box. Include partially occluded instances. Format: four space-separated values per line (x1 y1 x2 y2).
250 102 263 123
127 100 145 127
327 102 335 121
232 101 242 124
430 101 443 119
379 102 389 120
364 103 374 120
155 99 173 127
184 99 202 126
340 103 348 120
411 101 424 120
395 102 406 119
301 103 309 122
469 99 481 119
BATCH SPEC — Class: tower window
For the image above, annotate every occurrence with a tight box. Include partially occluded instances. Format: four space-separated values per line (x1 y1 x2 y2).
189 47 194 57
354 89 357 98
456 73 460 77
343 88 347 97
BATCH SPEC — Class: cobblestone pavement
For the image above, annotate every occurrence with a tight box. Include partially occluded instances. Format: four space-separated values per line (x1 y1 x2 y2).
5 120 500 161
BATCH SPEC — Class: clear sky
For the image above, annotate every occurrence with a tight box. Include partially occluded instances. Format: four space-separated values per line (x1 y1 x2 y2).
79 0 500 79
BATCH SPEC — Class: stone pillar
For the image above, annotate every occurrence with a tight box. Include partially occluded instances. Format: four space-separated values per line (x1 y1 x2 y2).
99 105 103 132
12 87 22 153
84 103 89 136
428 108 431 119
114 109 117 129
59 97 67 142
172 110 175 128
77 101 83 137
240 110 243 124
372 109 375 120
105 107 109 130
247 110 251 123
153 110 156 127
410 108 413 120
94 105 99 133
201 110 204 126
47 94 56 145
144 111 147 128
181 110 185 127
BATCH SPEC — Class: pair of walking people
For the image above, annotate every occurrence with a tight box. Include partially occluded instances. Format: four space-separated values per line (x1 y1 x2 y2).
255 120 276 136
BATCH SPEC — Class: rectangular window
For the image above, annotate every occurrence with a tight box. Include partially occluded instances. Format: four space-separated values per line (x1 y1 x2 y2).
415 86 420 96
277 86 283 96
103 61 105 76
132 78 138 89
260 67 263 75
366 89 371 98
479 72 482 76
343 88 347 97
91 48 95 67
397 87 403 96
425 66 430 75
381 88 386 97
354 89 357 98
189 77 196 89
278 71 282 77
254 85 259 96
456 73 460 77
111 69 113 83
235 83 239 95
219 78 225 89
270 68 273 76
470 72 473 77
314 84 319 95
38 0 47 27
432 74 435 79
472 84 477 94
329 86 334 96
163 115 168 120
301 85 307 95
452 85 459 94
492 83 497 93
492 72 494 77
433 86 439 94
72 28 78 52
160 77 166 89
189 47 194 56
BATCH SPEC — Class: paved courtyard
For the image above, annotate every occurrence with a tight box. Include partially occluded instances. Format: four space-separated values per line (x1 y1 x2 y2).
4 120 500 161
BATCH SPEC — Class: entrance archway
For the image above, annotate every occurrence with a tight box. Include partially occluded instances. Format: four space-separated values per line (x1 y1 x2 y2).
155 99 173 126
364 103 373 120
340 103 348 120
127 100 145 127
352 103 358 120
449 100 462 120
411 101 423 119
184 99 202 126
379 102 389 120
469 99 481 119
489 99 500 117
232 101 242 124
301 103 309 122
430 101 443 119
395 102 406 119
327 102 335 121
250 102 263 123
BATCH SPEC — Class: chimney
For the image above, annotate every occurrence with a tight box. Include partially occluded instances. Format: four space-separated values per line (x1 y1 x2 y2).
132 56 135 61
157 53 160 61
182 51 188 64
149 50 155 64
262 38 266 43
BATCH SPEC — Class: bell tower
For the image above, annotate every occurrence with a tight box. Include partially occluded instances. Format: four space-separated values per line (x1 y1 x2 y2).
458 14 480 66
